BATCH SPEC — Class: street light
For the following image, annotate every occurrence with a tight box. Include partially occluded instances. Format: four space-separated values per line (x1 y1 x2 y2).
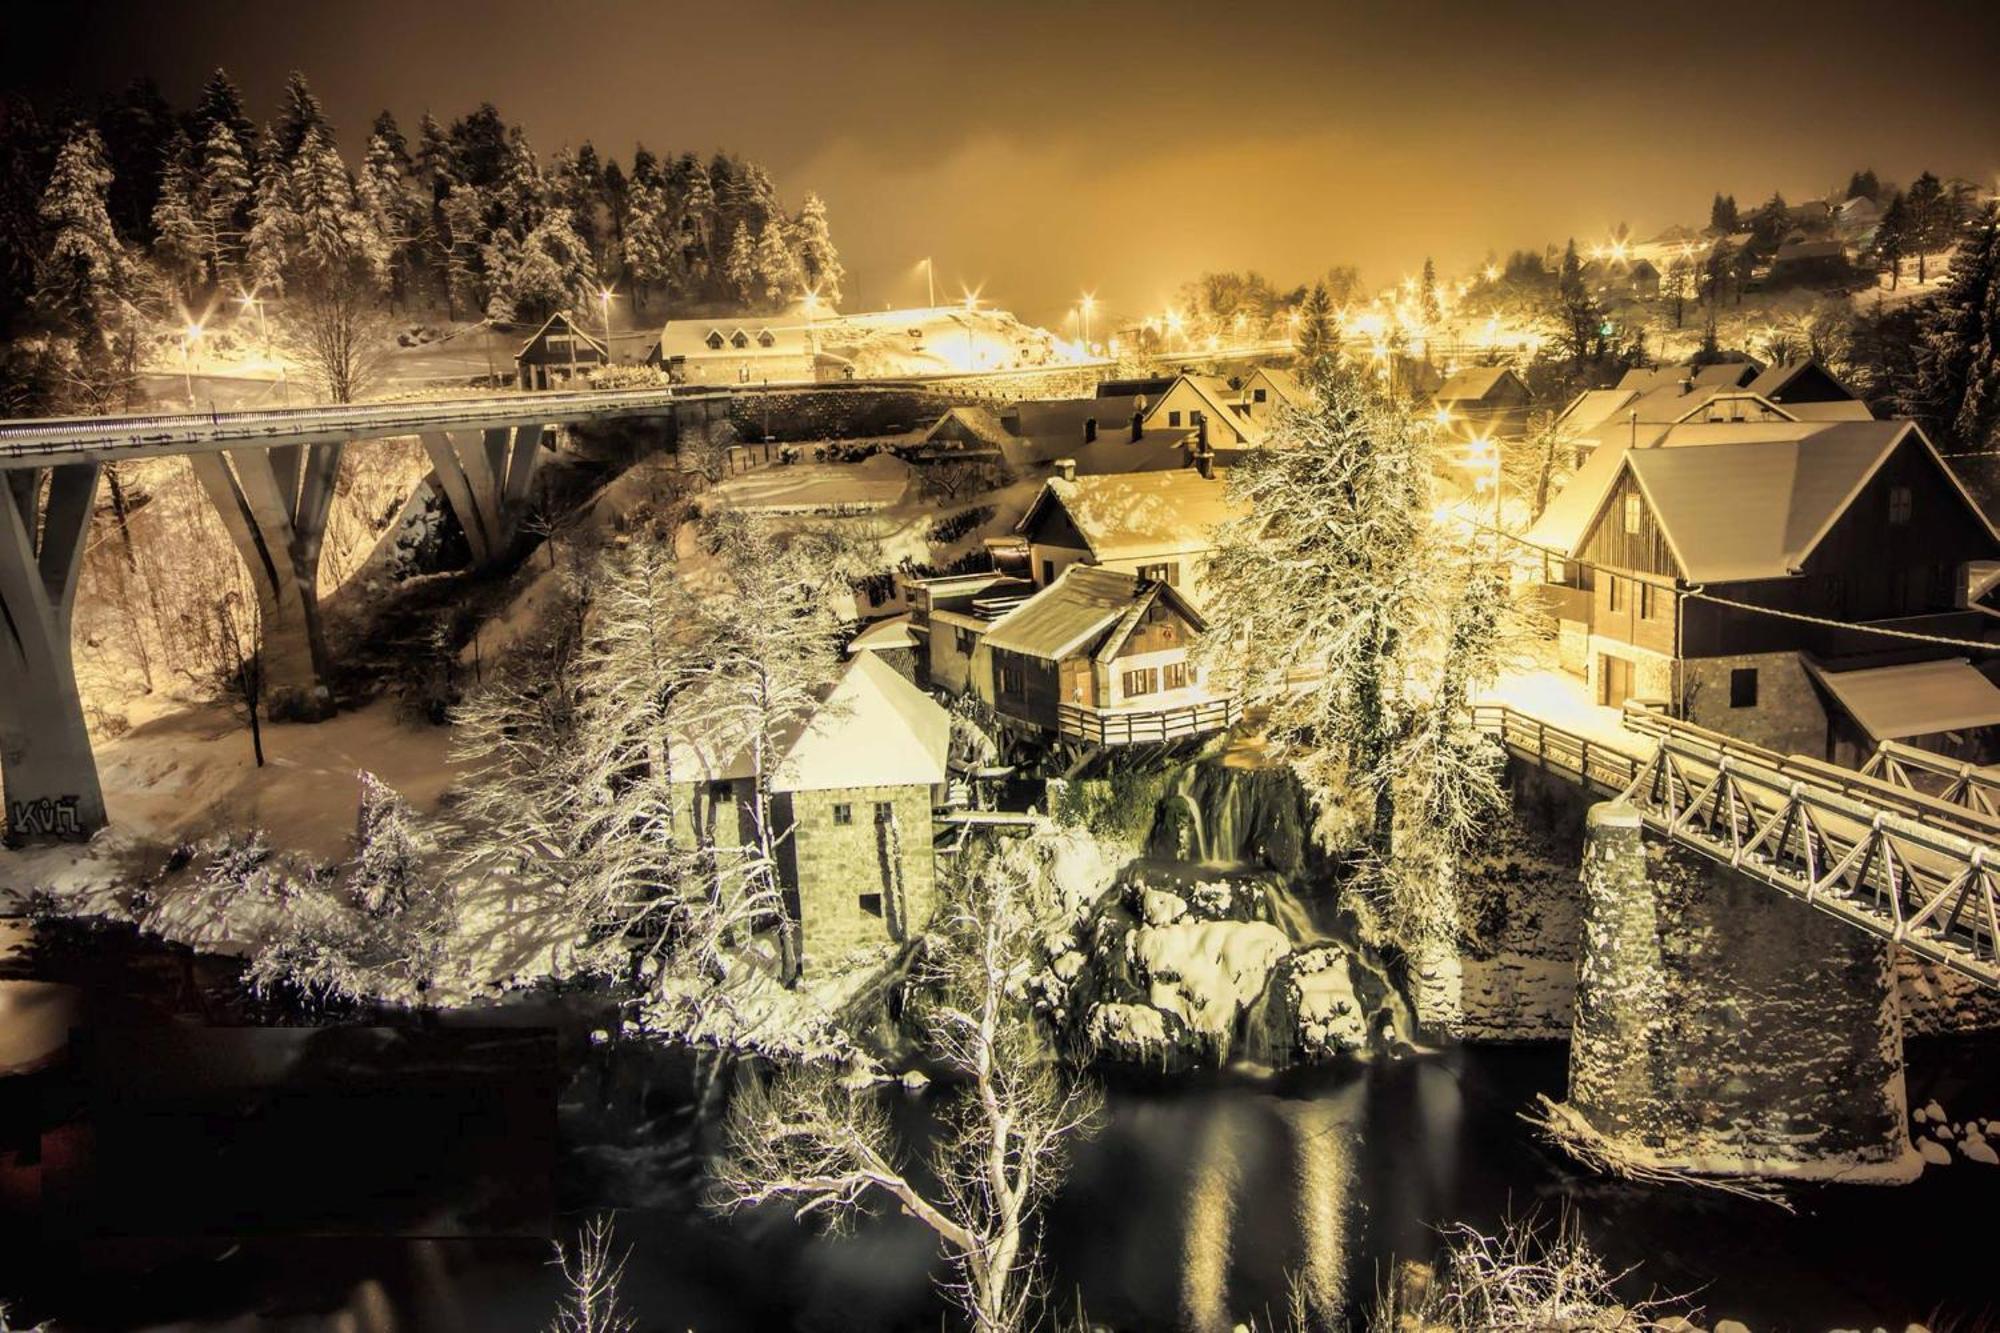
1079 291 1096 351
919 256 935 310
598 287 614 361
181 321 204 408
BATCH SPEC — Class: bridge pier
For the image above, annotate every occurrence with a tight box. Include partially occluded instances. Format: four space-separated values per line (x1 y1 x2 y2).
0 464 105 840
420 426 544 568
1563 799 1920 1182
189 444 342 721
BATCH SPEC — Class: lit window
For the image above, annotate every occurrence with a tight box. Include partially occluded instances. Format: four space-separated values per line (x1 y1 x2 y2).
832 803 853 825
1164 661 1189 690
1888 485 1913 525
1122 667 1160 697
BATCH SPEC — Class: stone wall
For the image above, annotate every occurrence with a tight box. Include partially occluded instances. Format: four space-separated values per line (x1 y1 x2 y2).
1416 759 1591 1041
781 784 937 970
1682 650 1828 757
1566 801 1919 1181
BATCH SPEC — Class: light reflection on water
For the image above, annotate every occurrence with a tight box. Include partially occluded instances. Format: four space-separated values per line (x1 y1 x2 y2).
6 919 2000 1332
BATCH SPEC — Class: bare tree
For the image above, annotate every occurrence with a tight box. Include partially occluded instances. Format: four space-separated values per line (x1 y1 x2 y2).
277 273 396 403
545 1215 636 1333
713 849 1103 1333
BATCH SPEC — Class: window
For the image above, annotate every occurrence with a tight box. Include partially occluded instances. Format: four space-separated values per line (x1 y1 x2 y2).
1253 388 1268 403
1164 661 1190 690
1622 492 1642 535
874 801 893 823
1122 667 1160 697
704 329 725 350
832 803 853 825
757 329 776 348
730 330 750 349
1888 485 1913 525
1607 576 1625 613
1041 559 1055 585
708 780 734 804
955 626 977 654
1639 582 1668 620
997 659 1026 698
1729 668 1758 709
857 893 883 917
1167 410 1183 427
1137 562 1180 585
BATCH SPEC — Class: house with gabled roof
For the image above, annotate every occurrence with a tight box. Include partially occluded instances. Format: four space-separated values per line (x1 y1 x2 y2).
1237 366 1311 430
1144 373 1263 449
1014 466 1246 599
975 565 1239 747
514 311 661 389
1538 416 2000 760
1433 366 1534 440
670 652 950 968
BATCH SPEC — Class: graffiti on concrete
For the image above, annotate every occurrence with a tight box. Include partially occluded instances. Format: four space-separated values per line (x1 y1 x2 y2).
8 795 84 838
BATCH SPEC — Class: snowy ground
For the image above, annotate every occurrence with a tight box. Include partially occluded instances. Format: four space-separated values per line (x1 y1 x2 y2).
1478 668 1643 755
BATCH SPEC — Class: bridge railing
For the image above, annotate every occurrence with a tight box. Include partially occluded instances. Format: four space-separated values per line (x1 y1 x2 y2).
1056 697 1242 747
1473 700 2000 987
1861 739 2000 820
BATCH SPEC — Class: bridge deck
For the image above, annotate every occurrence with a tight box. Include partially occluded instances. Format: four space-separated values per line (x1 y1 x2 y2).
1474 703 2000 989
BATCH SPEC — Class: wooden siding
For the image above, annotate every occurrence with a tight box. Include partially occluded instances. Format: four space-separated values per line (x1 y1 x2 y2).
1580 470 1680 578
991 647 1059 727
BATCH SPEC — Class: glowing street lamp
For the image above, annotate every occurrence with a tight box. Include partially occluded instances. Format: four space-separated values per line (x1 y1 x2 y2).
1079 291 1097 350
919 256 936 309
237 290 268 352
597 287 615 360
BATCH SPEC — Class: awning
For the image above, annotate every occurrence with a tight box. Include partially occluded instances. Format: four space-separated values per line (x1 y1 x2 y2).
1806 658 2000 742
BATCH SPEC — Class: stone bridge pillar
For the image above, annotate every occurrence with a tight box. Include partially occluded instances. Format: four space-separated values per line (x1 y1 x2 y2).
189 443 342 721
420 426 544 568
0 463 106 840
1564 799 1920 1181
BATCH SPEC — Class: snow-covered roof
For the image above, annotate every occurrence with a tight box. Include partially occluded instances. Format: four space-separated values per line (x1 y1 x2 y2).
1018 469 1245 559
1555 387 1641 435
770 652 949 792
1806 658 2000 742
1434 366 1529 406
981 565 1207 662
1243 366 1310 409
847 614 918 654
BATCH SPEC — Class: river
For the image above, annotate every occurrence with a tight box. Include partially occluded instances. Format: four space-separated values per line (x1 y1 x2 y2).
2 916 1995 1332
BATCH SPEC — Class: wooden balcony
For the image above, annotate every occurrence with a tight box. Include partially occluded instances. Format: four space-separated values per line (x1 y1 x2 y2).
1055 696 1241 746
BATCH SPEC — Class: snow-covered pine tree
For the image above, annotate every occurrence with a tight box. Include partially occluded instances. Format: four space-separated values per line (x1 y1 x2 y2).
1194 367 1534 950
196 122 254 288
1295 279 1336 379
273 128 392 402
150 130 206 300
271 69 333 168
242 129 293 296
1418 256 1441 326
359 114 421 307
438 181 485 319
351 769 426 915
752 217 799 308
678 161 717 282
192 68 258 180
620 177 670 315
724 219 756 306
787 191 842 306
1902 205 2000 450
35 124 128 325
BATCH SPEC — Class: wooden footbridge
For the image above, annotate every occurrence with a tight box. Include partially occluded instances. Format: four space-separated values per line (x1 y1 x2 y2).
1471 702 2000 989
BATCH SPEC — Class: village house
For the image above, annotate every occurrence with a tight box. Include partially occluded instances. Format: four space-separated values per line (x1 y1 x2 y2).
1235 365 1312 431
975 564 1239 747
1014 465 1244 598
1764 239 1853 290
512 311 661 390
666 653 949 970
1557 361 1872 457
1525 416 2000 763
1432 366 1534 440
657 309 835 384
903 570 1038 695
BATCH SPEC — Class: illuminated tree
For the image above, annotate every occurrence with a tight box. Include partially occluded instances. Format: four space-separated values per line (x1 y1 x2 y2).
787 191 843 306
1901 205 2000 450
753 216 800 307
150 131 206 299
724 219 756 305
714 846 1101 1333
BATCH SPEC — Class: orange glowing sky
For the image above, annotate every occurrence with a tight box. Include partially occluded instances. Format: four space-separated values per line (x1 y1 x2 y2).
8 0 1999 327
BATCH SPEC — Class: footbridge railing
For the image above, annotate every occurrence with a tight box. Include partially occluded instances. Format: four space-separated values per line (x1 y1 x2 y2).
1472 703 2000 988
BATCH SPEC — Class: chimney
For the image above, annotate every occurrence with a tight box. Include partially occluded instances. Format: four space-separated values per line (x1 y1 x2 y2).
1056 458 1076 482
1196 447 1214 480
1197 413 1210 453
1131 410 1144 442
1084 416 1098 444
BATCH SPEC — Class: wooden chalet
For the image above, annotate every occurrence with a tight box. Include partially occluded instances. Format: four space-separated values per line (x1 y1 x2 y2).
1433 366 1533 440
1014 466 1245 599
514 311 661 390
977 565 1238 747
1529 416 2000 762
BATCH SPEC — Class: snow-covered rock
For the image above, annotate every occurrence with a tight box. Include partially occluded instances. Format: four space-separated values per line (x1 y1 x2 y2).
1131 919 1291 1045
1922 1099 1946 1123
1141 888 1188 928
1960 1133 1997 1165
1086 1002 1173 1064
1919 1139 1953 1166
1288 945 1369 1059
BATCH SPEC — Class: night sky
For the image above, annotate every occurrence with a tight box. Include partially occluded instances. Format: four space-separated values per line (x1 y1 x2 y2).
7 0 1999 325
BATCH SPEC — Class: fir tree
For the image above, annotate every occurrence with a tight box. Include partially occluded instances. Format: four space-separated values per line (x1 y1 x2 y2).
723 219 756 305
192 69 258 179
196 122 254 287
150 129 206 298
36 124 128 325
1418 256 1441 326
1845 168 1881 203
1905 171 1948 283
787 191 842 306
1294 279 1336 378
679 160 717 278
620 177 670 315
414 111 451 194
241 130 293 295
271 70 333 167
1901 206 2000 450
1877 190 1909 290
753 216 799 307
1748 191 1789 252
1709 192 1739 235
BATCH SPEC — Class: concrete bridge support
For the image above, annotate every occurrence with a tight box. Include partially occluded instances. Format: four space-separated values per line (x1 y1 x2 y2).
420 426 544 568
0 464 105 840
188 444 342 721
1563 800 1920 1181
